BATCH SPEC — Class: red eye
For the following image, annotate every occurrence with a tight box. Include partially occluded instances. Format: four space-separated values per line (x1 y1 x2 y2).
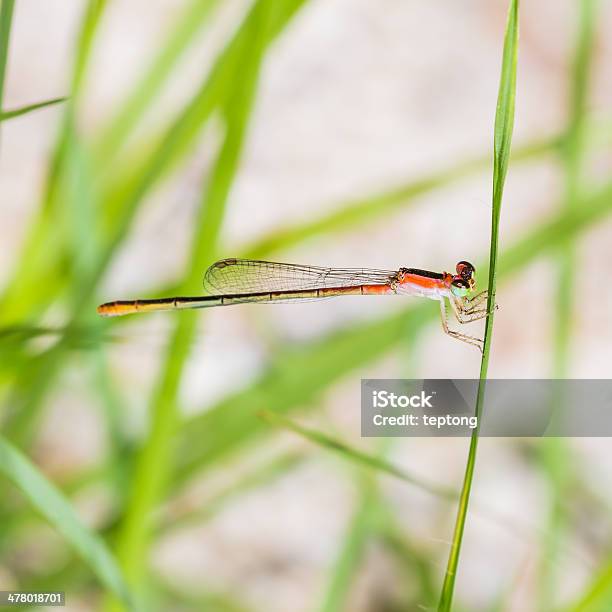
456 261 475 279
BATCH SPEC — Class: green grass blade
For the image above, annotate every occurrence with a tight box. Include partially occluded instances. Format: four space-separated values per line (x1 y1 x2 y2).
0 96 67 121
379 520 438 609
319 472 380 612
96 0 310 256
0 0 109 445
110 3 308 607
94 0 220 162
540 2 598 608
438 2 519 610
158 451 306 533
0 0 315 334
237 119 610 258
71 0 108 95
261 410 455 498
565 565 612 612
0 0 307 447
239 137 553 257
0 436 134 609
110 318 198 610
554 0 597 378
0 0 107 326
0 0 15 113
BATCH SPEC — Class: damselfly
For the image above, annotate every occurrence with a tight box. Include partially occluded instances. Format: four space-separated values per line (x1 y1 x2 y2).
97 258 492 350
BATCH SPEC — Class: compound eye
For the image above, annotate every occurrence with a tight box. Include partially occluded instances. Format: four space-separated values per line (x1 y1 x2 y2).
451 278 470 297
456 261 475 279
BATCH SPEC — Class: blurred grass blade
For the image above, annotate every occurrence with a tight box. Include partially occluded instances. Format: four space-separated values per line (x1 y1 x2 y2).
158 452 306 533
237 118 611 258
0 96 67 122
0 436 134 609
95 0 220 162
1 0 306 324
110 2 308 607
540 1 598 607
72 0 108 95
0 0 15 113
0 0 107 326
566 565 612 612
1 0 307 448
380 520 438 608
438 2 518 610
0 0 110 443
240 137 552 258
97 0 309 256
260 410 455 498
319 474 379 612
1 0 304 331
554 0 597 378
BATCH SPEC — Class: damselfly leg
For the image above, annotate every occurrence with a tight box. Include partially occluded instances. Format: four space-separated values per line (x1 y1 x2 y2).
440 290 497 352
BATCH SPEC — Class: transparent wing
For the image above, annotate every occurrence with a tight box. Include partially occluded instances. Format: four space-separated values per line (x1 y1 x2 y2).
203 259 396 295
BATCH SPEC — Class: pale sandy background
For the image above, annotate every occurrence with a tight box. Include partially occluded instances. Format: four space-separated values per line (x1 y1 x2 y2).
1 1 612 611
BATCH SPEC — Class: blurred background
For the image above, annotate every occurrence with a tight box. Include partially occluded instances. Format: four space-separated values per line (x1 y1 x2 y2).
1 0 612 610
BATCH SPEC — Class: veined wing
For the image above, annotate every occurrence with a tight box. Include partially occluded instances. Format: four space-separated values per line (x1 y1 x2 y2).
203 259 397 295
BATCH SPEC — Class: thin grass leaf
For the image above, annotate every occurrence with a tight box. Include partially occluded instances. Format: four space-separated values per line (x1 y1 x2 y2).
565 565 612 612
236 121 609 258
179 119 610 267
379 521 438 609
537 439 575 609
319 435 440 612
110 3 308 607
91 348 133 502
0 0 15 113
3 132 101 442
0 436 134 609
554 0 597 378
2 0 221 325
0 1 111 445
96 0 309 259
319 473 380 612
539 2 598 607
239 138 553 258
260 410 455 498
0 0 107 327
158 451 306 533
0 0 311 448
94 0 220 163
71 0 108 95
438 3 518 610
0 96 66 122
0 0 293 444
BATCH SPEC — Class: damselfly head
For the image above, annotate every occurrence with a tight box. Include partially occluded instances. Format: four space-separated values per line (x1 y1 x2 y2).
455 261 476 290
